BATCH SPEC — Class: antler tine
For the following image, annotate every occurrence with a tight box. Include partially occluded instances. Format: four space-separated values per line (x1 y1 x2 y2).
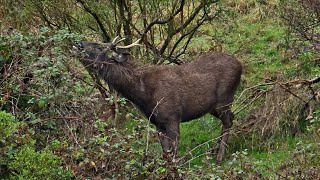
112 36 119 44
116 39 142 49
115 37 126 45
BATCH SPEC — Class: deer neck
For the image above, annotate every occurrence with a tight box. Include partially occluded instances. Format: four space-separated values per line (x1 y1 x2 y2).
101 63 148 112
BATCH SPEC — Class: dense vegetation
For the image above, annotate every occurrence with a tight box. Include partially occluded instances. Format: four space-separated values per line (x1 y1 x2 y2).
0 0 319 179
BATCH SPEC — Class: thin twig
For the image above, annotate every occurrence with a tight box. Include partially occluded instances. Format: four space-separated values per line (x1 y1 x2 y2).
234 92 264 115
277 82 307 103
179 133 226 165
58 111 81 147
145 97 165 156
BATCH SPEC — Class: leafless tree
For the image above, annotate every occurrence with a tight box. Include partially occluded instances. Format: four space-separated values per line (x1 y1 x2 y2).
282 0 320 53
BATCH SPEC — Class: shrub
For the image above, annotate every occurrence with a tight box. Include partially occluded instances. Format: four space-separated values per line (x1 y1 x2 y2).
0 111 18 141
0 111 73 179
9 145 72 180
0 111 20 177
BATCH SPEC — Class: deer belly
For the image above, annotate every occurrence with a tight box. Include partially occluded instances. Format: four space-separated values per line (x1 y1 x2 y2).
179 93 216 122
180 106 212 122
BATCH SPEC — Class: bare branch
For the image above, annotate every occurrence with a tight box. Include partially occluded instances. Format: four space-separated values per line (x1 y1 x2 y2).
76 0 111 42
169 6 221 60
159 1 204 54
170 16 207 59
141 0 185 39
117 0 132 44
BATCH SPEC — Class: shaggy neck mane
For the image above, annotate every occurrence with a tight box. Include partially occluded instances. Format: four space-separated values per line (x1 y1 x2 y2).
96 60 148 113
102 61 137 91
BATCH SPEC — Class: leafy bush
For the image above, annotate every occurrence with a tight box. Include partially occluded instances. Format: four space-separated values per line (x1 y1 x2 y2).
0 111 72 179
0 111 20 177
0 111 18 141
9 145 72 180
0 28 85 115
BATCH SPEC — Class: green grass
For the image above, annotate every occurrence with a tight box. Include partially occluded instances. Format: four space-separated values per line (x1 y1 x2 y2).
179 115 221 153
179 114 297 161
249 150 291 178
179 115 221 165
177 99 316 172
178 114 315 178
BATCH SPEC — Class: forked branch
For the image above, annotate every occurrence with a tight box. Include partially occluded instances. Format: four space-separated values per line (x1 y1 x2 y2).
76 0 111 42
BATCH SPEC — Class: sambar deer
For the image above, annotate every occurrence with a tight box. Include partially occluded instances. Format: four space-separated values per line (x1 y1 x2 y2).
72 38 242 164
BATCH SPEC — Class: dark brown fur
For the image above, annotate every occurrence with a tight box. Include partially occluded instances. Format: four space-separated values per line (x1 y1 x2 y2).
73 42 242 164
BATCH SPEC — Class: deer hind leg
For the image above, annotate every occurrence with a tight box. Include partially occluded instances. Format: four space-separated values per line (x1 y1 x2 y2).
211 107 234 165
156 120 180 161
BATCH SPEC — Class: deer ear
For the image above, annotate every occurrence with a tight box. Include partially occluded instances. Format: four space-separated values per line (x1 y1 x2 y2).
112 52 129 62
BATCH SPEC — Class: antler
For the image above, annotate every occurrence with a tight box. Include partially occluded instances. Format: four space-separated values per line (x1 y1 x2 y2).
111 36 119 43
101 37 141 49
112 36 126 45
116 39 142 49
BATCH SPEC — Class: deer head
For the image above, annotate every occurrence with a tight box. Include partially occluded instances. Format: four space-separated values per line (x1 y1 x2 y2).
72 37 141 64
